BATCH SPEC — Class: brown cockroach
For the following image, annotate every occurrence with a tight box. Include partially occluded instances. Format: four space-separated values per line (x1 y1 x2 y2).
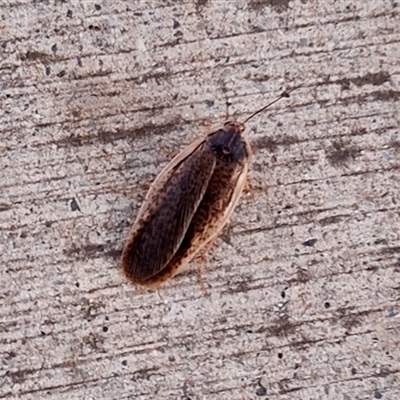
122 89 295 288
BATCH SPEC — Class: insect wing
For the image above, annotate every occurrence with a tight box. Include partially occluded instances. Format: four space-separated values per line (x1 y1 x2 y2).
142 126 251 288
144 162 249 288
122 142 216 283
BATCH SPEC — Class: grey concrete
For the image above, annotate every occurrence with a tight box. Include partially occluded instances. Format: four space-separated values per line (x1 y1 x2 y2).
1 1 399 399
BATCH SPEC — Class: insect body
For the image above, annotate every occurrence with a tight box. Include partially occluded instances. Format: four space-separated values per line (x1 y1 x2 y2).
122 91 292 288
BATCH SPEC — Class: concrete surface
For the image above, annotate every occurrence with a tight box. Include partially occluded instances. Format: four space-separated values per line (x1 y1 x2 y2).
1 0 399 399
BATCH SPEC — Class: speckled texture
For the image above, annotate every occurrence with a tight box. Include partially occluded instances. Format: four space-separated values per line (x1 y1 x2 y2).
1 1 399 399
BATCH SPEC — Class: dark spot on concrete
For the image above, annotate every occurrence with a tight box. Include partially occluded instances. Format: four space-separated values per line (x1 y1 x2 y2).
77 57 83 67
66 9 72 18
174 30 183 38
318 214 348 226
256 386 267 396
51 44 57 53
246 72 270 82
23 51 52 62
379 246 400 255
253 136 278 152
288 267 312 284
134 70 171 85
102 326 108 332
56 121 178 148
70 198 81 212
57 70 66 78
94 4 101 10
374 391 382 399
339 79 351 90
355 71 390 86
326 140 359 166
122 360 128 366
196 0 208 12
96 244 105 252
173 20 180 29
278 352 283 359
279 134 299 146
324 301 331 309
249 0 291 13
20 232 27 239
302 238 317 247
351 126 367 136
267 317 298 337
75 282 80 288
339 311 365 331
88 24 101 31
390 139 400 150
45 66 51 75
65 243 121 261
373 89 400 101
338 72 390 89
205 99 214 107
98 121 179 143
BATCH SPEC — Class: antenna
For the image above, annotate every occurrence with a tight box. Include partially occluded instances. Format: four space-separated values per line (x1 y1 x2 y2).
243 85 301 124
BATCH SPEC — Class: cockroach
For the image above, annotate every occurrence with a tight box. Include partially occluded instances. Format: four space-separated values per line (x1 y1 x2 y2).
122 89 295 288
